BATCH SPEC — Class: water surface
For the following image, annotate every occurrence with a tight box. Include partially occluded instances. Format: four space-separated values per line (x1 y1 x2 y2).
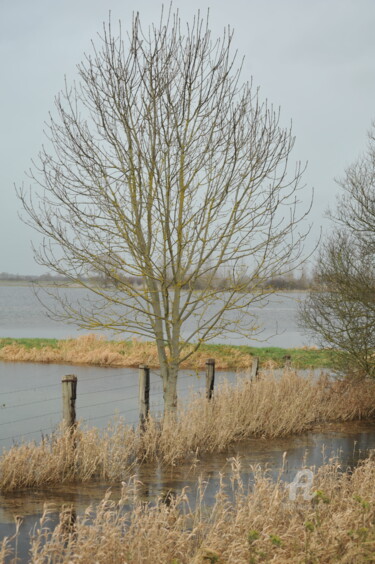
0 285 309 347
1 420 374 563
0 361 244 447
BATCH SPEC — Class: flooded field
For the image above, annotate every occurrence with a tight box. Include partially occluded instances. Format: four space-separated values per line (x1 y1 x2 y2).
0 286 372 562
1 420 375 562
0 285 309 347
0 361 245 448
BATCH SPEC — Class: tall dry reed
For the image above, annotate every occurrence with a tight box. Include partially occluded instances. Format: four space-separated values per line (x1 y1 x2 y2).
0 334 253 370
0 371 374 492
4 456 375 563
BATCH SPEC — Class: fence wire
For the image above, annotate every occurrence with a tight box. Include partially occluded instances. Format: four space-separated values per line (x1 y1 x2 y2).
0 364 229 446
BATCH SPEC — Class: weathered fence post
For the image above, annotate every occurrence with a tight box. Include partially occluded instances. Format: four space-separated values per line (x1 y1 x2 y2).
283 355 292 369
251 356 259 381
206 359 215 400
62 375 77 428
138 364 150 430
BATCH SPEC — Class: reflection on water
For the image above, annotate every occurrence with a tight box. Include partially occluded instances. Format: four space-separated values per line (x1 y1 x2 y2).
1 421 375 562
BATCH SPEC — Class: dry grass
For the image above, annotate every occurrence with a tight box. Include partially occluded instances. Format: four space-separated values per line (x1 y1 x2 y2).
0 335 151 367
5 456 375 563
0 334 335 370
0 334 252 370
1 371 374 493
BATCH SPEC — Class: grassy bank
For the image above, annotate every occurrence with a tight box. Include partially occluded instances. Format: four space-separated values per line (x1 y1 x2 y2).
1 371 374 492
3 457 375 562
0 334 336 370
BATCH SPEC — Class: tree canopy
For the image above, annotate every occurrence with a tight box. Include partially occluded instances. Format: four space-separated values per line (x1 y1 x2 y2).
19 8 310 414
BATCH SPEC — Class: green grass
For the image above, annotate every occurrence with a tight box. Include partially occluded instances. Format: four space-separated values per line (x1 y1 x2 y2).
0 337 59 350
200 343 337 369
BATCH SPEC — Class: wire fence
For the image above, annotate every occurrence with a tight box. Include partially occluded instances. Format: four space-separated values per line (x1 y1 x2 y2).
0 363 244 448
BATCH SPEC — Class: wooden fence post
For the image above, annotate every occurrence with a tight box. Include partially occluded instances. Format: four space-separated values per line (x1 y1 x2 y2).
138 364 150 430
206 359 215 400
251 357 259 381
62 375 77 428
283 355 292 369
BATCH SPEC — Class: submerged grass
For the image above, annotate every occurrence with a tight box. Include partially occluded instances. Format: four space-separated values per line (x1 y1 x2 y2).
0 334 337 370
4 457 375 562
1 371 374 492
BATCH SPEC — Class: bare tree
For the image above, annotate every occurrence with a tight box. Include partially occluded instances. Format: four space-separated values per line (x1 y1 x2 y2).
19 9 310 415
301 126 375 377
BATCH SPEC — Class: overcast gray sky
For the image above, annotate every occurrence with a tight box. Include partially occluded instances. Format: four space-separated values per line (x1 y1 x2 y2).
1 0 374 275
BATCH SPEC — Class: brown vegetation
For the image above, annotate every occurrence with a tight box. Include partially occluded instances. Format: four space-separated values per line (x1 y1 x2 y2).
0 334 253 370
3 456 375 562
1 371 374 492
0 334 337 370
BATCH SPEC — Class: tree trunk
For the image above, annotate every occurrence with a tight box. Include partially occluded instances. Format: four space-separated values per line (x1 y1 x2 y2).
162 363 178 419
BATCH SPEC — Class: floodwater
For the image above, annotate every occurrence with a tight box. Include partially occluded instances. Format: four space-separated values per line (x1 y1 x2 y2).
0 284 372 561
0 362 245 448
0 285 310 347
0 362 374 562
1 420 375 563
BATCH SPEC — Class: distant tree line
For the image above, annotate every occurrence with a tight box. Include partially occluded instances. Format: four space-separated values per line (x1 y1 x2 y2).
0 272 69 282
0 270 313 291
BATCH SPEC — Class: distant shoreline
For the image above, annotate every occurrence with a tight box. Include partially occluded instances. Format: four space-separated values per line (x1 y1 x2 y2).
0 280 310 293
0 280 83 288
